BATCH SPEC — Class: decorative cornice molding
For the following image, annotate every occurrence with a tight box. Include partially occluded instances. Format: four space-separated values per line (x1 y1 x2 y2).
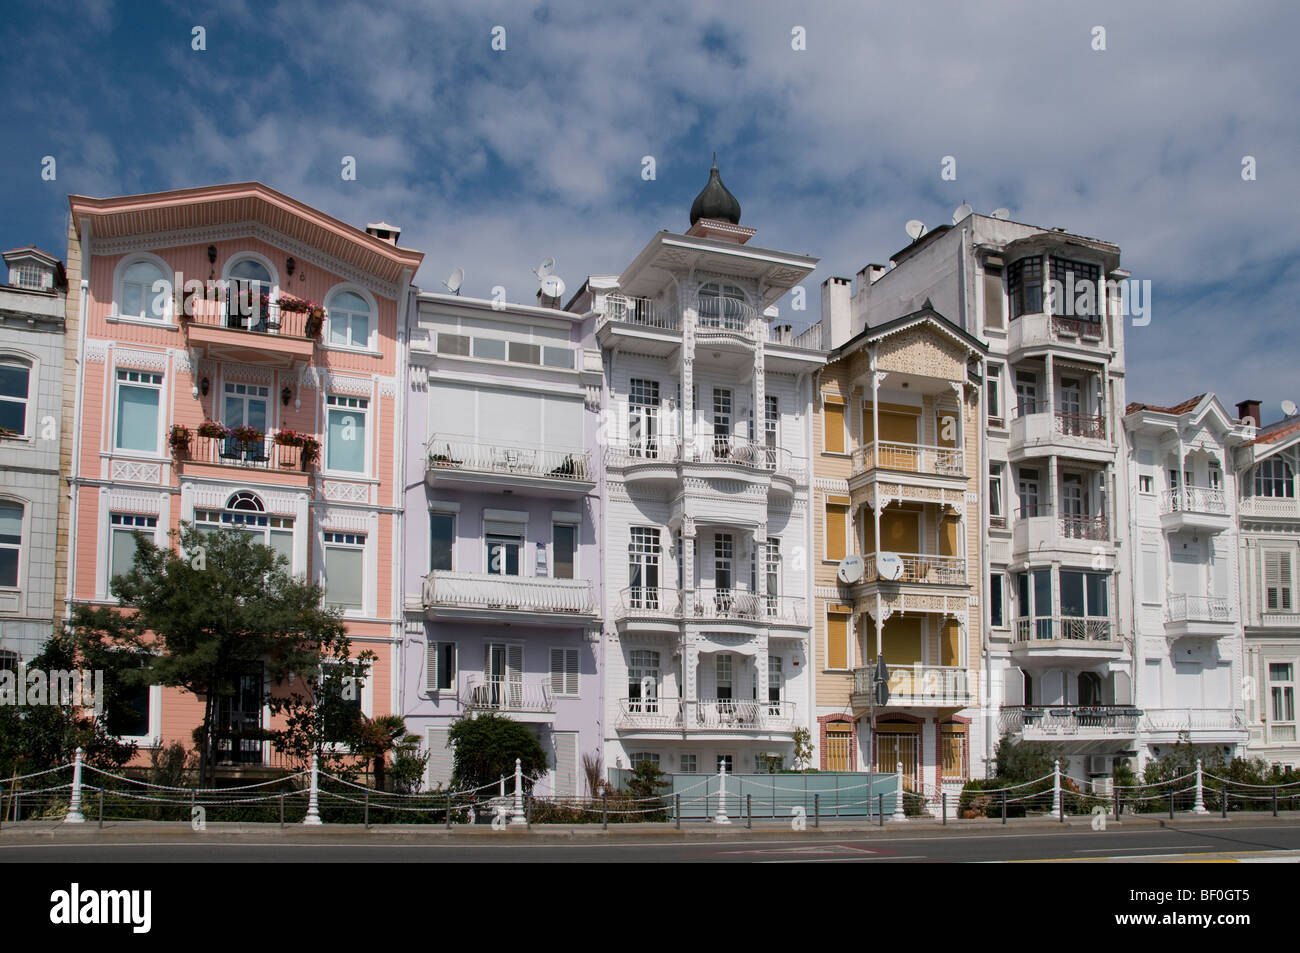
319 372 374 397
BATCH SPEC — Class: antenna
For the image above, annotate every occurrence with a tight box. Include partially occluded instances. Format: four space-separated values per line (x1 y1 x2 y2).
532 257 556 281
991 207 1010 220
952 203 973 224
905 220 927 241
1283 399 1298 417
442 266 464 295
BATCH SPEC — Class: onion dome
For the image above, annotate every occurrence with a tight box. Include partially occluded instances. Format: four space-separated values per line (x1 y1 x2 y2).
689 154 742 226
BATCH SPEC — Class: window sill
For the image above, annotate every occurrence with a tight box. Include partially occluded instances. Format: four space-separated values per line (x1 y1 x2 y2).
320 471 378 484
320 343 383 358
107 313 177 330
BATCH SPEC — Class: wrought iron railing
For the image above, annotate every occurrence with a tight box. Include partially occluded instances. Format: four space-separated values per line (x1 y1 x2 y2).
1054 411 1105 439
460 675 554 713
1160 486 1228 515
421 571 596 614
181 434 306 471
999 705 1140 736
426 435 592 482
617 586 683 619
1060 513 1109 540
1012 616 1115 642
1165 594 1233 623
1141 709 1245 732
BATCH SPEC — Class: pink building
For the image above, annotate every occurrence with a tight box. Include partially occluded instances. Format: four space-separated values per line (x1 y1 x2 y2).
62 183 422 770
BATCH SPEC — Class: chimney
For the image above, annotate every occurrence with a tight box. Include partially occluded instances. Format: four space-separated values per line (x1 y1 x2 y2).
821 276 852 349
1236 398 1262 426
365 222 401 245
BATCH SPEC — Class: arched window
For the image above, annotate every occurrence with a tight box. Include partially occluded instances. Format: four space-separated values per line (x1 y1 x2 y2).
0 357 32 436
326 289 373 349
117 259 169 321
1255 458 1295 498
225 257 276 331
0 500 23 587
697 282 748 330
194 491 293 568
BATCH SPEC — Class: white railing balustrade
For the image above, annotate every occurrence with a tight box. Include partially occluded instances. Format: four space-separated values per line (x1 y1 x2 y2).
862 552 967 585
461 675 554 713
604 436 681 469
1159 486 1229 515
763 595 807 625
852 441 965 477
1239 496 1300 519
855 664 970 704
694 295 759 332
1166 594 1232 623
426 435 592 482
692 699 797 730
422 571 596 614
602 293 677 330
999 705 1141 736
692 587 763 621
617 586 683 619
1013 616 1115 642
1142 709 1246 732
617 696 682 729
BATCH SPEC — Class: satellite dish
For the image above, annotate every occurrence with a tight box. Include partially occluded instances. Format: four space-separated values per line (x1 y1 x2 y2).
1284 400 1298 417
952 203 973 224
991 207 1010 220
876 552 905 582
837 554 864 585
533 257 556 280
905 220 927 241
540 275 566 300
442 266 464 295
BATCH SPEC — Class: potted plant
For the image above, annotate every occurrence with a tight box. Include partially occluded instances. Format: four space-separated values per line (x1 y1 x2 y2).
231 424 264 448
168 424 192 457
196 421 229 441
298 435 320 469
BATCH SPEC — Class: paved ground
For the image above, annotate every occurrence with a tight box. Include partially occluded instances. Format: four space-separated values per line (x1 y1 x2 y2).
4 814 1300 862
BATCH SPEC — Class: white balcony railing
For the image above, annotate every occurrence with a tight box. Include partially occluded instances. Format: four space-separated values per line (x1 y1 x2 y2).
692 587 763 621
1013 616 1116 643
426 435 592 482
999 705 1140 736
1142 709 1246 733
767 322 824 350
854 664 970 705
604 436 681 470
1160 486 1228 516
616 696 682 729
1165 594 1233 623
852 441 965 477
422 571 596 615
614 697 797 732
1238 496 1300 519
683 435 805 480
460 675 554 713
694 295 759 333
617 586 683 619
862 552 967 585
602 293 678 330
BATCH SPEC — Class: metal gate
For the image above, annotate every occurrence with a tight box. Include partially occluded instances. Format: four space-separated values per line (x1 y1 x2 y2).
875 731 920 790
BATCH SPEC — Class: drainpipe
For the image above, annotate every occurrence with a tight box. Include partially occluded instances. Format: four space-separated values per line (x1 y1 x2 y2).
809 365 823 768
65 265 90 620
394 279 413 723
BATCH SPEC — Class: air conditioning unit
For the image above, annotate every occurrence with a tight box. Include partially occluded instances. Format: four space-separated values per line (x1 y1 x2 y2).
1087 755 1110 776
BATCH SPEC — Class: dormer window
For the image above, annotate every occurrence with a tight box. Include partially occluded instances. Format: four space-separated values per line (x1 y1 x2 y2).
12 263 44 289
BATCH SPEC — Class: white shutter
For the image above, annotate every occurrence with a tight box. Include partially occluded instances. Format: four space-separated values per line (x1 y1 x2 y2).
1266 552 1292 611
427 727 453 789
553 731 578 797
507 643 524 708
426 641 439 694
551 648 579 696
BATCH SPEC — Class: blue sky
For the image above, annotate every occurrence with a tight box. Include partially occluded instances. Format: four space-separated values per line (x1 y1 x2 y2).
3 0 1298 419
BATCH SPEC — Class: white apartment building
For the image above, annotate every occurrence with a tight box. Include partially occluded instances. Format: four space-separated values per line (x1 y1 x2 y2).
819 211 1133 783
1123 394 1250 767
568 161 826 775
1234 399 1300 770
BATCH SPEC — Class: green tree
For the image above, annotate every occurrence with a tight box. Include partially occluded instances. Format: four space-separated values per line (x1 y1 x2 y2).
992 735 1065 784
792 726 814 772
447 713 548 791
72 525 367 787
352 713 411 791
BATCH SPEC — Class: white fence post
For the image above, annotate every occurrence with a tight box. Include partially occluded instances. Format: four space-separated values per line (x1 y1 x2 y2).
511 757 526 826
1052 758 1062 820
892 760 907 821
1192 758 1208 814
303 751 322 825
65 746 86 823
714 760 731 824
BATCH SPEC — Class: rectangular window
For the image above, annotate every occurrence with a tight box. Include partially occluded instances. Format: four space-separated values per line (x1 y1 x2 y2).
472 337 506 360
430 512 454 571
765 395 779 448
107 678 151 738
114 370 163 453
630 752 660 770
628 649 659 712
552 523 576 579
1266 551 1293 611
0 502 21 588
713 388 732 452
983 265 1005 330
323 531 365 611
714 534 733 591
716 754 733 774
1139 475 1153 494
542 346 574 368
109 514 157 596
325 395 368 473
989 463 1004 518
990 572 1004 627
0 359 31 435
768 655 782 710
1017 467 1041 517
426 641 455 693
485 532 521 576
436 332 471 356
550 647 579 697
1049 257 1102 320
765 538 780 612
1008 256 1043 318
507 341 541 365
1271 663 1295 723
826 611 850 670
941 727 967 779
825 501 848 561
628 378 660 457
679 754 697 774
823 397 845 453
628 527 660 606
986 373 1001 423
716 653 732 700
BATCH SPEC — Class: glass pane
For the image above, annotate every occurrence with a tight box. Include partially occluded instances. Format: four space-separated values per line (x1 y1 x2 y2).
1060 571 1085 617
0 503 21 542
0 363 28 399
473 338 506 360
0 549 16 587
107 683 150 737
230 259 271 283
116 385 159 452
324 547 364 609
553 524 576 579
1086 573 1108 616
331 292 367 313
430 514 454 571
270 530 293 569
351 315 369 346
111 528 140 594
542 346 573 368
1033 569 1052 617
327 408 365 472
329 319 349 346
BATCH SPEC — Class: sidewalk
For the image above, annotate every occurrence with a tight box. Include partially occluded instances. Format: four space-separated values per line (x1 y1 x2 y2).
4 812 1298 843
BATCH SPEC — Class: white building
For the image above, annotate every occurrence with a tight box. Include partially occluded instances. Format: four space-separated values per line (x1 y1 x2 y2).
1233 399 1300 770
1123 394 1250 766
569 161 826 775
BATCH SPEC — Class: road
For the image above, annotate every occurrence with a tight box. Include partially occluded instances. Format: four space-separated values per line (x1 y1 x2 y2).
4 821 1300 862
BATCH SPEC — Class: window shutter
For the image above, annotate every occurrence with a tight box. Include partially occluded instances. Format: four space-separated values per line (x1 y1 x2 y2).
824 401 845 454
827 613 849 670
507 644 524 707
826 504 847 561
551 647 579 696
553 731 579 797
426 641 439 694
426 727 453 789
1266 552 1292 610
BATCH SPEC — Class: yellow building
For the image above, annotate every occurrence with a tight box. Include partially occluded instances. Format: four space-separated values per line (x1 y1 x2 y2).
812 307 986 804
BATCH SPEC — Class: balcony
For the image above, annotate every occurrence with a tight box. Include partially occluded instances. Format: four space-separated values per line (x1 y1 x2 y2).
852 664 971 708
1011 615 1123 662
681 435 806 486
861 552 967 586
603 294 678 331
616 586 684 621
1008 403 1111 461
1163 594 1235 640
690 587 807 627
767 322 824 350
1013 505 1111 557
182 295 318 368
999 705 1140 740
1159 486 1231 533
605 437 681 481
425 434 594 497
595 294 682 358
1007 311 1107 358
460 675 555 722
421 571 596 625
694 295 760 341
614 697 798 734
1238 494 1300 521
174 432 310 482
851 441 965 480
1142 708 1248 741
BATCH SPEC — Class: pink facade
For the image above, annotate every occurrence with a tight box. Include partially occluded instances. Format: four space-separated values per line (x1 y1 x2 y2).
65 183 422 769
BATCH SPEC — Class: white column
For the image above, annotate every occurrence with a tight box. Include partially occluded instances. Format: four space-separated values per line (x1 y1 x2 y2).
65 746 86 823
303 751 322 825
714 759 731 824
511 757 527 825
891 758 907 821
1052 758 1062 819
1192 758 1208 814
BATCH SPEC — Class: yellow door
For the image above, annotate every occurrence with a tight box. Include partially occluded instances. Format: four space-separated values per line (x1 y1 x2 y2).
875 727 920 790
880 509 919 555
881 616 923 667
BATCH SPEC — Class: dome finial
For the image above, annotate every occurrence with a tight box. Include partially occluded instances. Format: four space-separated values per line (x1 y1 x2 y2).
690 156 741 226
